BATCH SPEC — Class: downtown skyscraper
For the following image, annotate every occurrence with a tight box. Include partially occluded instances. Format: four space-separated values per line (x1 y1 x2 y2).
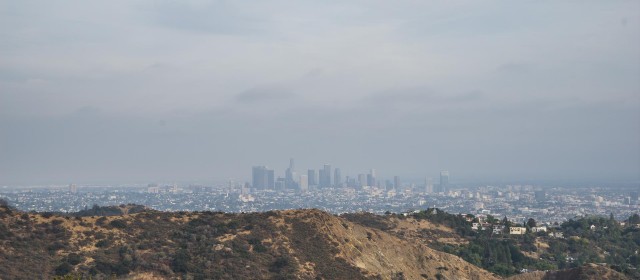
334 168 342 187
367 169 376 187
307 169 317 186
319 164 332 188
425 177 434 193
285 158 297 189
439 171 449 193
252 166 275 189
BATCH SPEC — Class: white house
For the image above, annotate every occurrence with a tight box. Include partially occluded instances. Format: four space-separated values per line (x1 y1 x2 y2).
548 232 564 238
531 226 547 233
509 227 527 235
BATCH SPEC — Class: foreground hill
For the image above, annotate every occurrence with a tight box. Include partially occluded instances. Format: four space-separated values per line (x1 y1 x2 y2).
0 202 629 280
0 203 496 279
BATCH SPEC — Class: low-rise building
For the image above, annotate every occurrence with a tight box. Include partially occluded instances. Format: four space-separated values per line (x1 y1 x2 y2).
548 232 564 238
509 227 527 235
493 225 505 234
531 226 547 233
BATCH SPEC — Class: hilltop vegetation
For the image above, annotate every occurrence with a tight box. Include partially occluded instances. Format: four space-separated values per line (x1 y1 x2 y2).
0 200 635 279
346 208 639 278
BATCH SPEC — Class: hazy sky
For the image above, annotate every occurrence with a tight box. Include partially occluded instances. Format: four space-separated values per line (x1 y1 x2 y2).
1 1 639 185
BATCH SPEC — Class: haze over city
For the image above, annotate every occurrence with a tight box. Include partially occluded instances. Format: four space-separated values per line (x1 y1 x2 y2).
1 1 639 185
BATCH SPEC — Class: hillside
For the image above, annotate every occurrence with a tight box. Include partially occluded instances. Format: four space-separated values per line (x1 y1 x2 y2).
341 212 469 248
0 202 632 280
343 209 640 279
0 203 497 279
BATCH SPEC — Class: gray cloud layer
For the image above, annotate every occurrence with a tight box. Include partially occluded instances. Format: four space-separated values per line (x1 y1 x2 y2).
1 1 638 185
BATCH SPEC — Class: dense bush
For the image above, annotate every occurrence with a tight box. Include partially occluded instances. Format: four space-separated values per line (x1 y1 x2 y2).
54 262 72 276
95 239 110 248
109 219 127 229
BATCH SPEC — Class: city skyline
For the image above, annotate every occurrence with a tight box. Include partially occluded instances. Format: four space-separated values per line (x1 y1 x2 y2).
250 157 452 190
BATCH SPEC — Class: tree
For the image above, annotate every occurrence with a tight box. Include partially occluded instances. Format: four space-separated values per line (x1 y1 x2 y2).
527 218 537 228
172 249 190 273
629 213 640 224
54 262 72 276
486 215 498 224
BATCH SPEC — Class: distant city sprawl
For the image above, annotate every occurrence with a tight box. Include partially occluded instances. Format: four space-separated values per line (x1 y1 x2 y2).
1 163 638 226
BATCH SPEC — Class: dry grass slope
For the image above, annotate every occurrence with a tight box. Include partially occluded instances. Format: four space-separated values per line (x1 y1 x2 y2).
7 204 624 280
280 209 499 280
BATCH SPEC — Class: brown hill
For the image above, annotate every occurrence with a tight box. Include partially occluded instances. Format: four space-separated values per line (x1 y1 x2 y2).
341 212 468 247
1 203 632 280
0 204 498 279
277 209 497 280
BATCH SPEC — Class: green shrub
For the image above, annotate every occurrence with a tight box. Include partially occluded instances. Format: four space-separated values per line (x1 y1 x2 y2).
54 262 72 276
95 239 110 248
109 219 127 229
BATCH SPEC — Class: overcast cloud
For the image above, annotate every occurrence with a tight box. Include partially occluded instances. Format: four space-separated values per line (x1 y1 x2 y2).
1 1 638 185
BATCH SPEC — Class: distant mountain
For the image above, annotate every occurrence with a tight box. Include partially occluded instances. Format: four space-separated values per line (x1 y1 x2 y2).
0 202 630 279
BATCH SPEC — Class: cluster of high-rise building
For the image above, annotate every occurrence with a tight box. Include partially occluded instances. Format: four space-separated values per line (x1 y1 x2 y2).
251 158 451 194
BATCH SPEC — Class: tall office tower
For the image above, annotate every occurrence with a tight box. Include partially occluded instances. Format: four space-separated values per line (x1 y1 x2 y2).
631 191 639 203
358 174 367 187
425 177 434 193
285 158 296 189
252 166 266 189
440 171 449 193
299 175 308 192
226 179 235 192
334 168 342 187
267 169 275 188
385 180 393 190
240 182 249 195
69 184 77 194
394 176 401 190
252 166 274 189
307 169 317 186
318 169 326 187
347 177 357 188
367 169 376 187
535 190 546 202
320 164 331 187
